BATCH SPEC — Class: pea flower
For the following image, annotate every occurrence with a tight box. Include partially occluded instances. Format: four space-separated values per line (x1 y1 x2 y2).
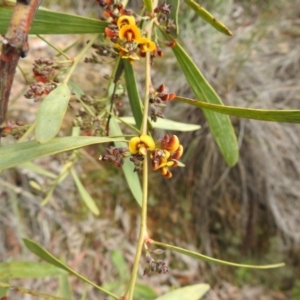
129 134 155 156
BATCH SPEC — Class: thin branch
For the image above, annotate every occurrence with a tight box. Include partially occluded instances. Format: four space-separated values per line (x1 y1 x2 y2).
0 0 41 125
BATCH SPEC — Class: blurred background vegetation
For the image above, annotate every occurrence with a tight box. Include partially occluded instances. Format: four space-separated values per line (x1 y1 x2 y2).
1 0 300 299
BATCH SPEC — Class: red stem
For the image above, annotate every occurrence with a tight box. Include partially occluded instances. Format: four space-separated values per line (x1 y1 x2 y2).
0 0 41 125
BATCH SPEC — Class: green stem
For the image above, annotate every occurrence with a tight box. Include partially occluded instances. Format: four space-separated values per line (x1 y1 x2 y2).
125 156 149 300
17 120 36 143
140 30 153 135
37 34 71 59
63 35 99 84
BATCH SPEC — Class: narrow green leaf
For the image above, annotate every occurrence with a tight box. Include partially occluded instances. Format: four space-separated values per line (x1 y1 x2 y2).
150 240 285 269
22 238 119 299
123 60 143 130
160 29 238 166
176 96 300 123
183 0 232 36
110 250 129 281
58 273 73 300
0 278 8 298
134 284 158 300
0 280 66 300
109 118 142 206
71 168 100 216
143 0 153 14
155 284 209 300
19 162 56 178
0 136 124 170
120 116 201 131
0 5 107 35
0 262 67 279
36 84 71 143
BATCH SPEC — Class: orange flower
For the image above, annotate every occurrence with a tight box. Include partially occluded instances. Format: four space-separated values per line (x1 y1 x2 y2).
137 37 156 53
150 135 184 178
119 24 141 42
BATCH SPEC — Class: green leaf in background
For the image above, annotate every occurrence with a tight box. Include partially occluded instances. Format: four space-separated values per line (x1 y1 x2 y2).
160 29 238 166
109 118 143 206
134 284 158 300
0 136 124 170
120 117 201 132
71 168 100 216
0 5 107 35
143 0 153 14
123 60 143 130
0 262 67 278
0 281 67 300
176 96 300 123
23 238 119 300
19 162 56 178
155 284 210 300
58 273 73 300
110 250 129 281
183 0 232 36
35 84 71 143
150 240 285 269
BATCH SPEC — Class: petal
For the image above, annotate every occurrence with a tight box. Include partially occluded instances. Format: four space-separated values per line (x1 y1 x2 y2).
117 15 136 29
105 27 119 39
137 38 156 53
140 134 155 150
129 136 141 154
172 144 183 159
119 25 141 41
113 43 129 52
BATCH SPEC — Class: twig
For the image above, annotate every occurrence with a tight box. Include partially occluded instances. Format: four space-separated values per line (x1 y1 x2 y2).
0 0 41 125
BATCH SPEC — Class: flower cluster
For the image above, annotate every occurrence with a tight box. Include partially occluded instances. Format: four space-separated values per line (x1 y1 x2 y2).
149 84 176 121
24 58 70 102
143 249 169 276
99 146 130 167
150 134 183 178
105 15 156 61
154 1 176 34
100 134 183 179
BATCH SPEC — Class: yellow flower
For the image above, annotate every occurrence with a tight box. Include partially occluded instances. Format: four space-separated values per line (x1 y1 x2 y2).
113 43 140 60
129 135 155 155
137 37 156 53
119 24 141 42
117 15 136 29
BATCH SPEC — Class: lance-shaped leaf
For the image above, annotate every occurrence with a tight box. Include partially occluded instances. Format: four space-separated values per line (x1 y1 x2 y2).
71 168 100 216
23 238 119 299
0 262 67 278
109 118 143 206
35 84 71 143
0 281 66 300
0 5 107 34
0 136 124 170
123 60 143 130
176 96 300 123
160 30 238 166
184 0 232 36
155 284 210 300
150 239 285 269
119 116 200 131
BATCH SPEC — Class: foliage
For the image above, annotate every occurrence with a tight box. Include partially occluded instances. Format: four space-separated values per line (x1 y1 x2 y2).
0 0 295 299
